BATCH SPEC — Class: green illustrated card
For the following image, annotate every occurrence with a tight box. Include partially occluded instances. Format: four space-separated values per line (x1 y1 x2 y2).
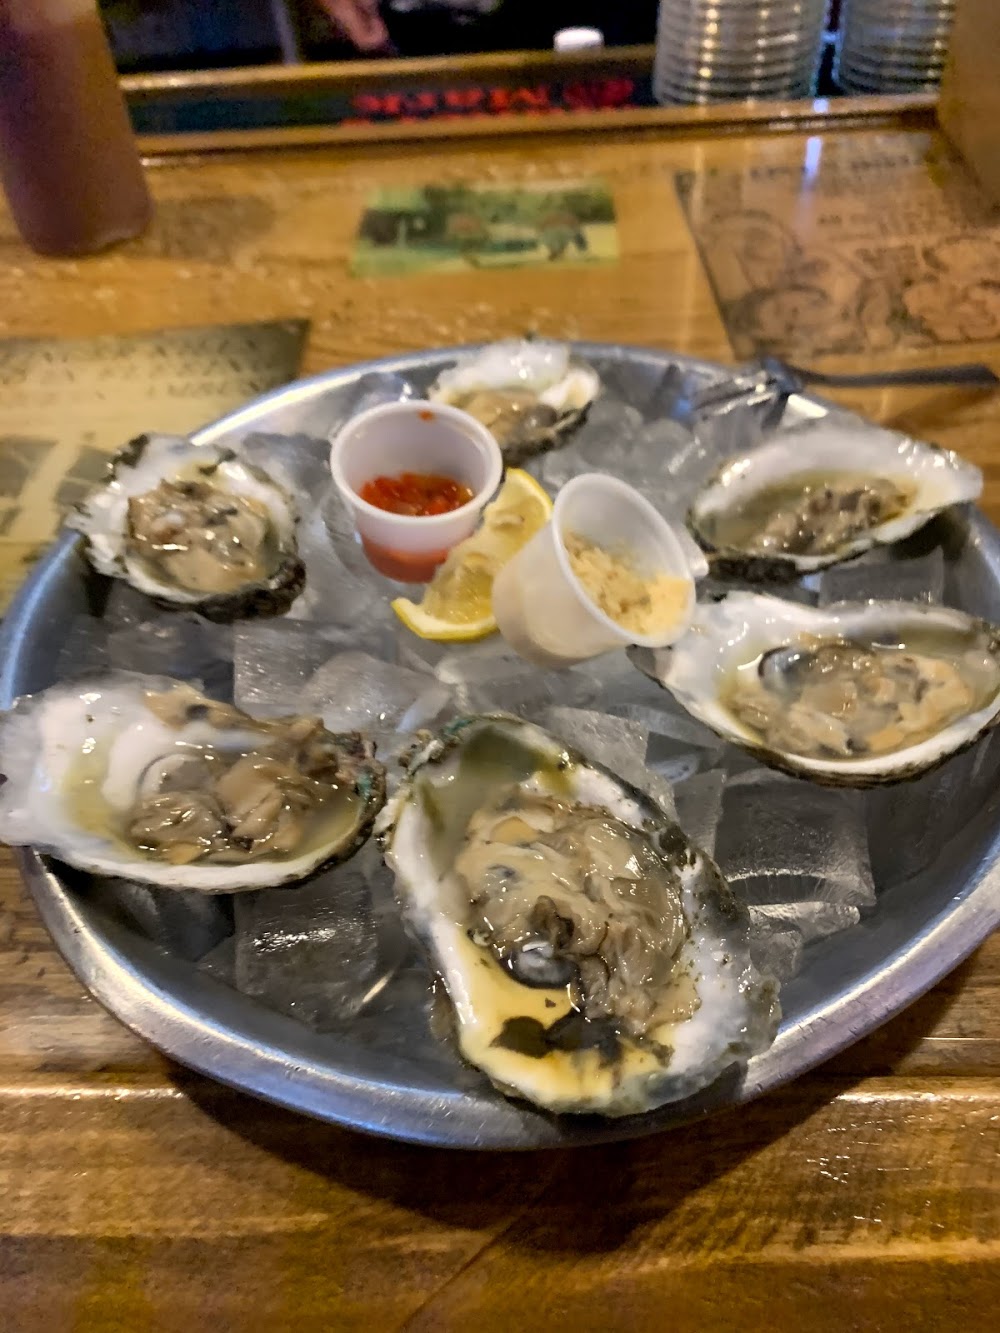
351 180 619 278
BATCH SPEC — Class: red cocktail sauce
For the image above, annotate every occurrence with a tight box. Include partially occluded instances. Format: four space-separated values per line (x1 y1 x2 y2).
358 471 475 582
359 472 473 517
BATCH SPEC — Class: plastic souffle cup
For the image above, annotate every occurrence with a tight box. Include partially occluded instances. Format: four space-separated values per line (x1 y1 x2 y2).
492 472 706 668
330 399 503 582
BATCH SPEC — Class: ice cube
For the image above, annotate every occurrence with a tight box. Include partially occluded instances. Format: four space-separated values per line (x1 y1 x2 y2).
303 651 452 736
106 612 234 699
750 900 862 945
714 769 875 908
543 704 675 816
234 619 400 717
394 627 453 676
659 372 794 510
233 844 390 1030
97 575 234 694
596 358 679 418
642 703 730 757
643 710 727 777
290 505 396 630
55 615 112 683
591 417 704 537
866 732 1000 888
98 580 162 631
818 548 945 607
434 637 606 720
544 705 647 775
567 397 645 475
320 490 379 581
748 925 804 984
527 440 587 494
197 935 236 986
634 416 703 469
88 877 233 962
346 963 488 1090
673 768 726 857
747 901 861 984
586 654 728 780
235 620 347 716
237 432 332 515
667 388 779 498
587 652 686 723
321 370 416 441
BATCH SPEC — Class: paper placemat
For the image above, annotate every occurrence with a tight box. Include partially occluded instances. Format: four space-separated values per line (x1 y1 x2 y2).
676 136 1000 359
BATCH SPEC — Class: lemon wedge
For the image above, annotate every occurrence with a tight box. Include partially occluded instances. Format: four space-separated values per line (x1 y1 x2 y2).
392 468 553 641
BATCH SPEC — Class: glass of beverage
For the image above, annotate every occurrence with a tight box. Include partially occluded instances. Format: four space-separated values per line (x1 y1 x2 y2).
0 0 152 255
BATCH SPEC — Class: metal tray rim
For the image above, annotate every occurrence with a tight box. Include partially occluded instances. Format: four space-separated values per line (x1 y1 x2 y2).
3 342 999 1150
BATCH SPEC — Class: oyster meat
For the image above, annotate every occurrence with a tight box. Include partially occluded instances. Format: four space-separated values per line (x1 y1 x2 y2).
429 340 600 465
0 674 386 891
688 418 982 578
68 434 305 620
377 715 778 1117
635 593 1000 786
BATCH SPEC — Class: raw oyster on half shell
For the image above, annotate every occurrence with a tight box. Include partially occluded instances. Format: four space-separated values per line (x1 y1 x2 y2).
377 715 778 1117
69 434 306 620
634 593 1000 786
429 340 600 465
688 418 982 580
0 674 386 891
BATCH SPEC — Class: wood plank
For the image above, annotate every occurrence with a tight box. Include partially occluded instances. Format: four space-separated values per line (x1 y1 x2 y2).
1 1075 998 1330
121 44 665 97
131 95 938 156
401 1080 1000 1332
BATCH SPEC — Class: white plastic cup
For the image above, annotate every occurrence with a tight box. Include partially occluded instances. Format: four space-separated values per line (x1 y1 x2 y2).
330 399 502 582
492 473 705 668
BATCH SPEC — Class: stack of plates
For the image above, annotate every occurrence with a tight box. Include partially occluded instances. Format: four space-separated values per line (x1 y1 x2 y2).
653 0 829 106
836 0 956 94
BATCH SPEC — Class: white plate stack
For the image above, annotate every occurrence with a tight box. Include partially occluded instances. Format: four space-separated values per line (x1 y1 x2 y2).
653 0 830 106
836 0 957 94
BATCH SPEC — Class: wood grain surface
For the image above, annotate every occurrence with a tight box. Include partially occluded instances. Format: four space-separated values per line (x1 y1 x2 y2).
1 109 999 1329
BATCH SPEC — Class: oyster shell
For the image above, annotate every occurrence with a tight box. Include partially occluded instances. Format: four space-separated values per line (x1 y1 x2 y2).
0 674 386 891
377 715 778 1117
68 434 305 620
688 419 982 580
634 593 1000 786
429 340 600 465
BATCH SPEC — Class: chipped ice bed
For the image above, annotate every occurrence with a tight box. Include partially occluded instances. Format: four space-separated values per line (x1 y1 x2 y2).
3 344 1000 1148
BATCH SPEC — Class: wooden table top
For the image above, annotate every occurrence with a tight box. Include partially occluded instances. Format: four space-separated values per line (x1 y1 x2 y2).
2 107 1000 1329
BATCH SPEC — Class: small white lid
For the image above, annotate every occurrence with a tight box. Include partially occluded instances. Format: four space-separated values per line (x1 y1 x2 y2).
554 26 604 53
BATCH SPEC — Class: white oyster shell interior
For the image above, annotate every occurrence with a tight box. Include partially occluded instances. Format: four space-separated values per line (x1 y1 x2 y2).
67 435 298 604
0 674 374 892
690 418 983 571
646 593 1000 784
379 717 776 1117
430 339 599 416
